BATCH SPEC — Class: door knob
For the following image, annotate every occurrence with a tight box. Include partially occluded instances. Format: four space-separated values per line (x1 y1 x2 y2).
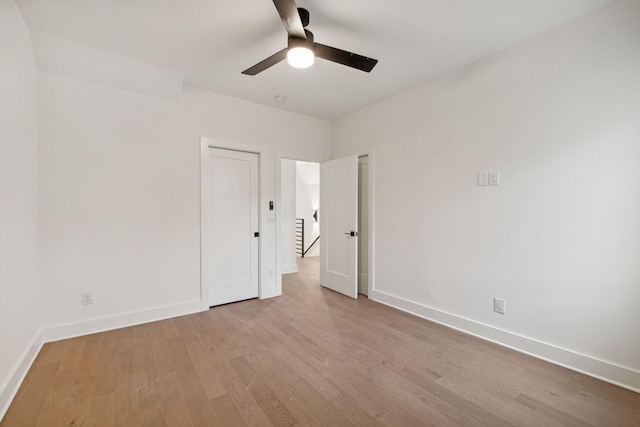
344 231 358 237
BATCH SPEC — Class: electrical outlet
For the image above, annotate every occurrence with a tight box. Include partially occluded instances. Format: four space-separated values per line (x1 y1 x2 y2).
268 269 274 278
494 297 505 314
82 292 93 305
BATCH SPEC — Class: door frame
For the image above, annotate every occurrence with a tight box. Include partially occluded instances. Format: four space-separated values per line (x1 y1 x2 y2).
201 138 267 311
276 148 375 298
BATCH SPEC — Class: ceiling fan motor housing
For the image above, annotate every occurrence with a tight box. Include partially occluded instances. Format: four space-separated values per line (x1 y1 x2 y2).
288 29 314 50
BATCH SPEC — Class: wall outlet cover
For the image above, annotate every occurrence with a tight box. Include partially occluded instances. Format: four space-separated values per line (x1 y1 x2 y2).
82 292 93 305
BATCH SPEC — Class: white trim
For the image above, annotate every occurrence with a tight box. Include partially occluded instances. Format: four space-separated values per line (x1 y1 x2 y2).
281 264 298 274
200 140 212 310
365 149 375 299
42 300 201 342
0 331 44 421
372 290 640 393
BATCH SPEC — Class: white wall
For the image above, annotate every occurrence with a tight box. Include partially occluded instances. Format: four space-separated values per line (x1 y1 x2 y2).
38 60 331 336
296 162 320 257
0 0 41 417
280 159 298 273
333 0 640 390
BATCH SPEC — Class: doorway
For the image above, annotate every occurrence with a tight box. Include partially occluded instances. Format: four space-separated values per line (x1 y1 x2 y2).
280 155 370 298
280 160 321 273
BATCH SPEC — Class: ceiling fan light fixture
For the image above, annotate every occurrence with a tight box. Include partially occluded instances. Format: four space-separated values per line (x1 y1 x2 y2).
287 46 314 68
241 3 378 76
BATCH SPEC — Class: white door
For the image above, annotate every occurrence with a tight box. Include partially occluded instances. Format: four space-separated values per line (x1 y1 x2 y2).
208 148 259 306
320 155 358 298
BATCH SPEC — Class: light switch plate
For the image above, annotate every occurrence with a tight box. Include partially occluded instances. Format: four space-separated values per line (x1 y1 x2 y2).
266 212 276 222
478 172 488 186
488 171 500 185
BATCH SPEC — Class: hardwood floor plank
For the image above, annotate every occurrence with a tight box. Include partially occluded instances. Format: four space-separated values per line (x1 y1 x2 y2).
209 394 249 427
87 391 116 427
246 376 298 427
514 393 595 427
227 355 316 426
212 358 274 427
398 366 513 426
1 361 59 426
114 348 142 426
243 349 355 427
329 391 382 426
321 355 438 426
93 340 119 397
244 315 343 402
435 376 573 427
172 365 218 426
157 371 195 427
186 344 228 400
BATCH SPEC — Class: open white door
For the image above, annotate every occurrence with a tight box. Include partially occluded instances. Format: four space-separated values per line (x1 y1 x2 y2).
320 155 358 298
207 148 259 306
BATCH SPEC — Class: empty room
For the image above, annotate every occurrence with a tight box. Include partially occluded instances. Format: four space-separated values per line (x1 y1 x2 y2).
1 0 639 425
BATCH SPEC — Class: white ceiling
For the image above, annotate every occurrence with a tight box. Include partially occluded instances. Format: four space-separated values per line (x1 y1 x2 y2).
16 0 613 120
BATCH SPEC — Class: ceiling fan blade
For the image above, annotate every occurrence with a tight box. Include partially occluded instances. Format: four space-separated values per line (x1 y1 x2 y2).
314 43 378 72
242 48 288 75
272 0 306 40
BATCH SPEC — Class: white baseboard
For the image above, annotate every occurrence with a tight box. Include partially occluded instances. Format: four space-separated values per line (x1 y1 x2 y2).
281 264 298 274
372 290 640 393
42 300 202 343
260 287 282 300
0 331 44 422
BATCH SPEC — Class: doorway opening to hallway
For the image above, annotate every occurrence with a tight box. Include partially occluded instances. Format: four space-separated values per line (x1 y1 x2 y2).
280 156 369 298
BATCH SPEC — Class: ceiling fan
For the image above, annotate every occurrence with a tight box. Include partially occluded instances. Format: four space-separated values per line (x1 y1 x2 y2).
242 0 378 75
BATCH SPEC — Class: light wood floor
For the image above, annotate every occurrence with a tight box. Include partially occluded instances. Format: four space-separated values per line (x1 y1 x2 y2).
3 257 639 426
